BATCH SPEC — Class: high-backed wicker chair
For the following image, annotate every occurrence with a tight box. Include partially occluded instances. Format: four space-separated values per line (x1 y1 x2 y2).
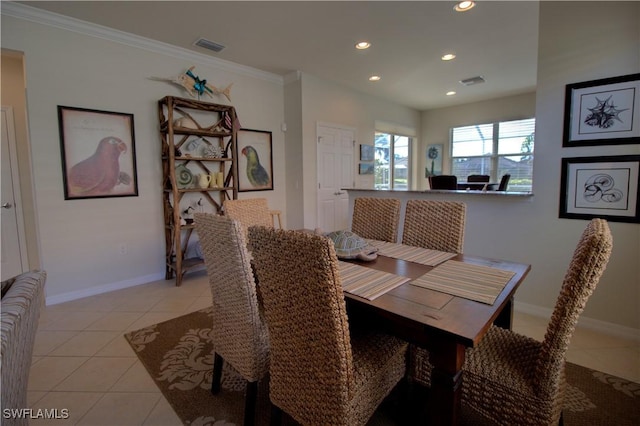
193 213 269 426
223 198 282 237
428 174 458 190
411 219 612 425
1 270 46 426
402 200 466 386
461 218 612 425
402 200 466 253
351 197 401 242
248 227 408 426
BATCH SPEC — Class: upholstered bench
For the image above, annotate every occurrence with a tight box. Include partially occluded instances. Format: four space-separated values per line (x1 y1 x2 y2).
1 270 46 426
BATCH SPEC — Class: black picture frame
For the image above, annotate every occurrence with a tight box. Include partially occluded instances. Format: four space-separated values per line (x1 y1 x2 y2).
236 128 273 192
58 106 138 200
559 155 640 223
360 144 375 161
359 163 374 175
562 73 640 147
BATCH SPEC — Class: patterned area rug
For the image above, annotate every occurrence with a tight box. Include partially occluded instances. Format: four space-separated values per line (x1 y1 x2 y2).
124 308 640 425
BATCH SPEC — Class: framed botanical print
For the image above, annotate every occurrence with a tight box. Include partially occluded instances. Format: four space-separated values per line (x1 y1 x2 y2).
425 144 443 177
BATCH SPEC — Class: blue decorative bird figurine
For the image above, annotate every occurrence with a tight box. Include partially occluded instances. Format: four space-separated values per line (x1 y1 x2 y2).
149 66 233 101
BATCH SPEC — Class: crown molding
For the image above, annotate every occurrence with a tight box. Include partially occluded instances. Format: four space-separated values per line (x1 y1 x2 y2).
283 71 302 85
1 2 283 85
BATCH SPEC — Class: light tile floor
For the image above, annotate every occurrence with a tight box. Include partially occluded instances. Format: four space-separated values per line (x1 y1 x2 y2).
27 271 639 425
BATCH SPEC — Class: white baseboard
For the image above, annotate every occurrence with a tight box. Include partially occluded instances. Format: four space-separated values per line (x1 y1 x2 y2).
515 301 640 343
45 273 165 306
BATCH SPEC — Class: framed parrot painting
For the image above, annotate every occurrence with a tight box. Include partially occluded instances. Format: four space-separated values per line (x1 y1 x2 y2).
236 129 273 192
58 106 138 200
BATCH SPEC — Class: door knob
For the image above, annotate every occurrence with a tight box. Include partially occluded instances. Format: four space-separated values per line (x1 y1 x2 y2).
2 202 13 209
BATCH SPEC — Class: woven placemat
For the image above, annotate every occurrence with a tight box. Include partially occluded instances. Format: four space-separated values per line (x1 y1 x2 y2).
367 240 457 266
410 260 515 305
339 261 410 300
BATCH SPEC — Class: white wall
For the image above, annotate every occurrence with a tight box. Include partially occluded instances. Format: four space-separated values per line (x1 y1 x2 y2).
1 12 286 302
413 2 639 333
530 1 639 331
294 73 421 229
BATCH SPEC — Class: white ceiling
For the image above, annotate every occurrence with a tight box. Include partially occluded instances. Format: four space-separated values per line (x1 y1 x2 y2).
20 1 540 111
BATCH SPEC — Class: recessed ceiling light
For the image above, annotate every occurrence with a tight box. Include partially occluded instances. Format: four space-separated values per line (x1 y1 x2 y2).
446 91 457 96
369 75 381 81
441 53 456 61
454 1 476 12
355 41 371 50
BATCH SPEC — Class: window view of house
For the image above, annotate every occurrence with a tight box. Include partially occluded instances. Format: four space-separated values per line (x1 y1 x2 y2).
451 118 535 191
374 132 412 190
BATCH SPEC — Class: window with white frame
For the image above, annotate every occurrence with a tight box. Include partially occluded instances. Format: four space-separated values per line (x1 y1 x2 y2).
450 118 535 191
374 132 412 190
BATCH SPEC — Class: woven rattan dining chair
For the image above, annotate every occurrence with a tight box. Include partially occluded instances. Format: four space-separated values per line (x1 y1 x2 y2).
248 226 408 426
402 200 467 386
467 174 490 182
193 213 270 426
402 200 467 253
428 174 458 190
351 197 401 242
487 173 511 191
223 198 282 237
413 218 613 426
461 218 613 425
1 270 46 426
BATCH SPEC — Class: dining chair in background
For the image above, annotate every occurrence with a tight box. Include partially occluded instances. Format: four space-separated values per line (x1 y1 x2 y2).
351 197 401 242
487 173 511 191
248 227 408 426
466 174 490 183
414 218 613 426
402 200 467 387
402 200 467 253
428 174 458 190
223 198 282 238
193 213 270 426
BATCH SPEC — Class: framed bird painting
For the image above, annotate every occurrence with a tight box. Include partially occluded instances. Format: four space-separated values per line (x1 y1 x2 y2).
58 106 138 200
236 129 273 192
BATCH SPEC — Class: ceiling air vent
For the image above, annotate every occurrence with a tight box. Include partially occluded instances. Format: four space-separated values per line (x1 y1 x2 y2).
459 76 486 86
193 38 225 53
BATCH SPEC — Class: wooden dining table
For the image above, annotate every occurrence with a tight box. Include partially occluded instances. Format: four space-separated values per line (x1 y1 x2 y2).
342 251 531 425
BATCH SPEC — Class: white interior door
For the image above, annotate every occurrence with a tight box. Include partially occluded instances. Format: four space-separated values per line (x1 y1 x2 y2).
317 124 354 232
1 107 28 280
